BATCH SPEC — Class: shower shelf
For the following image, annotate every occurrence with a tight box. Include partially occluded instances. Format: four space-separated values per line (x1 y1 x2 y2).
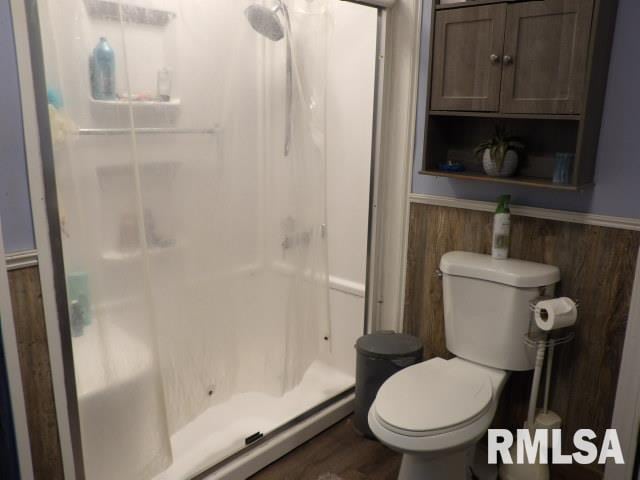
102 244 181 262
96 162 180 178
78 127 219 136
84 0 176 27
90 97 182 110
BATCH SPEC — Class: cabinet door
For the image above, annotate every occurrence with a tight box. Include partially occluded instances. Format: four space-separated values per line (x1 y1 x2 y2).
500 0 594 115
430 4 506 112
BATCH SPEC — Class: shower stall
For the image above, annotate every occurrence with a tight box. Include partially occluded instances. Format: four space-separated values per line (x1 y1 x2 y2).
25 0 378 478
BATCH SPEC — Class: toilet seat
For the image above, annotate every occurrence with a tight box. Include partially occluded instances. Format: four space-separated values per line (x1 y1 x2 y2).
373 358 493 438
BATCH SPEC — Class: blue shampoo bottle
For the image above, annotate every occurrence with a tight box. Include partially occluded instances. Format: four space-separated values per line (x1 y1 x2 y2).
90 37 115 100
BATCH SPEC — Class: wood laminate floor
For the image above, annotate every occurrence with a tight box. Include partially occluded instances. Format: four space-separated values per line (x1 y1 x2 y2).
250 415 604 480
250 416 401 480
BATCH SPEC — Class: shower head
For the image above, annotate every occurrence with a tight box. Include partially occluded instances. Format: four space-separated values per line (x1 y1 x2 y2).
245 3 285 42
245 0 292 156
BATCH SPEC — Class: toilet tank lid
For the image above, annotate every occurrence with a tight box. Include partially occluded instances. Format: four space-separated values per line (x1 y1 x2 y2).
440 251 560 288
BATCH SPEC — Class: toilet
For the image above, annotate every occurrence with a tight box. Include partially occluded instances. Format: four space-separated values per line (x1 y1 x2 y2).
368 251 560 480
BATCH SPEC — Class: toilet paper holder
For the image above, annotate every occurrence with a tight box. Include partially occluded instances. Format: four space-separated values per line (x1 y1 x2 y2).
523 296 578 348
513 297 578 478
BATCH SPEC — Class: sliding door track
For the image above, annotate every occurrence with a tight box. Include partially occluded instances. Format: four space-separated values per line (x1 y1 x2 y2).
192 387 354 479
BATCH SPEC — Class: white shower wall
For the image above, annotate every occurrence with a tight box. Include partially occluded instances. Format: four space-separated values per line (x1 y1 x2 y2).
324 1 377 375
261 0 376 377
40 0 264 283
42 0 376 374
42 0 268 438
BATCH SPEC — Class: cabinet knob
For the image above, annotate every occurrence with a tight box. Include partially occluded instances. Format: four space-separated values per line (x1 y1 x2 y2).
489 54 500 64
503 55 513 65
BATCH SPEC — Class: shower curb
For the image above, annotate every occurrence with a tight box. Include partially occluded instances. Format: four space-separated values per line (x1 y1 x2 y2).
194 391 355 480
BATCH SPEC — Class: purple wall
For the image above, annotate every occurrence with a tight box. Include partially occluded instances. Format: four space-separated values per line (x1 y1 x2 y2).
0 0 34 253
413 0 640 220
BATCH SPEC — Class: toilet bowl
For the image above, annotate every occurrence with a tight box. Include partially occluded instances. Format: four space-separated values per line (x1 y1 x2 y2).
368 357 508 480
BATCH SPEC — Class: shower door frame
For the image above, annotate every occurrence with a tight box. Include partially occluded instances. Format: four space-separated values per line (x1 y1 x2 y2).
10 0 81 477
9 0 422 478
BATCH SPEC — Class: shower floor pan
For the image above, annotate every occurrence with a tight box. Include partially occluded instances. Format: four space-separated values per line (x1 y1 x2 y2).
154 361 354 479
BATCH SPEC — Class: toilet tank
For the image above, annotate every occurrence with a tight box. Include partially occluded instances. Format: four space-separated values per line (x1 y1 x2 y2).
439 251 560 371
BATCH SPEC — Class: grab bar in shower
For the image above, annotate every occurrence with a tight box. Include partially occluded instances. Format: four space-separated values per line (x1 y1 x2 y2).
76 127 219 136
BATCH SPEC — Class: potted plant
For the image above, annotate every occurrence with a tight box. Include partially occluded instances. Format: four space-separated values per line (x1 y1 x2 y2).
474 126 525 177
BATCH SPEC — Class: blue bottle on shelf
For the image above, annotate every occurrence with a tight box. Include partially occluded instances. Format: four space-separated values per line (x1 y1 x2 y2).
90 37 115 100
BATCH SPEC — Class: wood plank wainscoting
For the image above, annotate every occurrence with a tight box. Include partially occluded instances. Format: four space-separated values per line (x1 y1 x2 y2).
404 203 640 479
8 265 65 479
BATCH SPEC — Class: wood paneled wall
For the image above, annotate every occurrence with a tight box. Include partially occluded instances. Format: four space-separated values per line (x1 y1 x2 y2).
8 266 64 480
404 203 640 477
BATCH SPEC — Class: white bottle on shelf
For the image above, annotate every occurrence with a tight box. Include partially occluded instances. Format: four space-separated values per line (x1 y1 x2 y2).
492 195 511 260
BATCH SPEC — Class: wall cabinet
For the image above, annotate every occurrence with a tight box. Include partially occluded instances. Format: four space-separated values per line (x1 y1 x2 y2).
500 0 594 115
431 0 594 115
431 4 506 112
423 0 619 189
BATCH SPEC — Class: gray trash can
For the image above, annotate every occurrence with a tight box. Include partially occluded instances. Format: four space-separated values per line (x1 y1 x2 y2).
354 331 423 438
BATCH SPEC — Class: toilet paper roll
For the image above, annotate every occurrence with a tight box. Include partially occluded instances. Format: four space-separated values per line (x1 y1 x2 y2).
535 297 577 331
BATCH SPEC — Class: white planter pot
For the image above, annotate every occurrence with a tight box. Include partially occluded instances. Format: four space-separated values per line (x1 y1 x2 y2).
482 149 519 177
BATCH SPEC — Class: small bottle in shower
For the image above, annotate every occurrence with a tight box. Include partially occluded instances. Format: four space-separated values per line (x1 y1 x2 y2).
70 300 84 337
157 68 172 101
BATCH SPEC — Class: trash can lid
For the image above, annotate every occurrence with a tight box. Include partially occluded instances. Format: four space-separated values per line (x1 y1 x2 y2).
355 331 423 359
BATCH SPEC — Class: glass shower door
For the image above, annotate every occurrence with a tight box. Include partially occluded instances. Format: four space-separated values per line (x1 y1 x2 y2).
35 0 351 478
28 0 384 476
